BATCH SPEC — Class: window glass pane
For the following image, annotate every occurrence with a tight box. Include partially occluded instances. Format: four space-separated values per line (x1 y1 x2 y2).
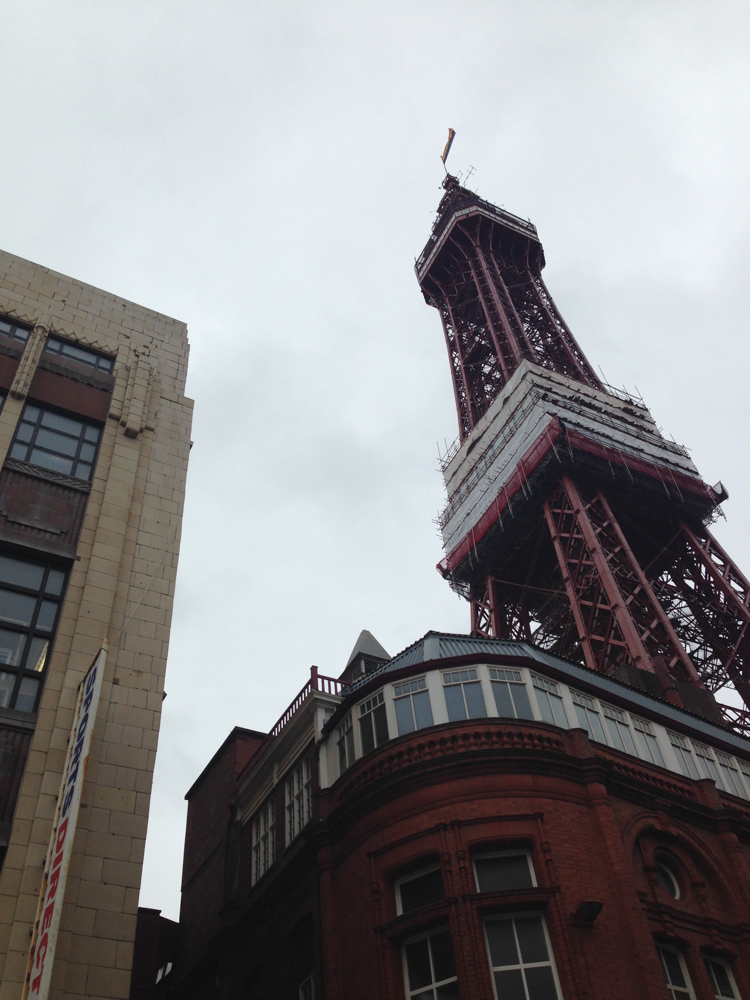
16 677 38 712
395 697 415 735
0 557 44 590
430 931 456 983
444 685 466 722
24 406 40 421
515 916 549 964
706 959 737 999
464 682 487 719
26 637 48 673
435 984 460 1000
28 449 74 475
14 423 33 443
486 919 519 968
36 601 58 632
475 854 533 892
0 590 36 626
76 463 92 480
9 443 27 461
405 940 432 991
0 630 25 666
493 969 526 1000
413 691 434 729
374 704 389 745
84 424 100 442
359 714 375 755
511 684 533 720
40 410 84 436
400 869 444 913
524 965 559 1000
492 681 515 717
34 428 80 458
661 949 687 988
45 569 65 596
79 442 96 462
0 672 14 708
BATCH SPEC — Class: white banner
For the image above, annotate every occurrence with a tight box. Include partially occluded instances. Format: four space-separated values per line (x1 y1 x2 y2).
23 644 107 1000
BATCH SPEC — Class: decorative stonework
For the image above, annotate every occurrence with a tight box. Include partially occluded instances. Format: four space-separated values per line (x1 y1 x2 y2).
9 324 47 400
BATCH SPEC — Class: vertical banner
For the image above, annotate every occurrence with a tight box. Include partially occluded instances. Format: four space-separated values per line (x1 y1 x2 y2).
23 644 107 1000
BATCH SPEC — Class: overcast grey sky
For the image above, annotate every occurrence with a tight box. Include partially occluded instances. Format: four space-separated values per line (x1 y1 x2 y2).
3 1 750 919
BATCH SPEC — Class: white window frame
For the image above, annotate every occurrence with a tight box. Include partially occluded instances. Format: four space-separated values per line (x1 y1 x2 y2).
472 850 537 892
657 944 697 1000
704 955 742 999
668 732 701 780
298 973 315 1000
488 668 534 720
401 926 457 1000
285 756 312 844
715 751 749 801
631 715 666 767
395 863 443 916
530 674 569 729
692 740 723 787
442 667 488 720
358 689 389 754
393 676 434 735
484 912 563 1000
571 690 608 744
251 797 276 885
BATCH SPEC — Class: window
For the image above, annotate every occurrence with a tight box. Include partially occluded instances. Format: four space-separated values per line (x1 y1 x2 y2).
286 757 312 843
443 668 487 722
474 852 535 892
655 862 680 899
397 866 445 915
657 946 695 1000
44 335 114 373
402 928 458 1000
10 404 101 481
601 703 638 755
693 741 722 786
489 669 533 720
632 716 665 767
705 957 741 999
715 752 748 800
298 974 315 1000
532 675 568 728
358 691 389 755
571 691 607 743
0 318 30 344
394 677 434 735
251 798 276 885
484 915 561 1000
738 760 750 796
337 715 354 775
669 733 700 780
0 554 66 712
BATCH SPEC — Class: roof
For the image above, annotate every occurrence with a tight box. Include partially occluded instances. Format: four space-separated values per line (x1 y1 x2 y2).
344 631 750 757
345 629 390 669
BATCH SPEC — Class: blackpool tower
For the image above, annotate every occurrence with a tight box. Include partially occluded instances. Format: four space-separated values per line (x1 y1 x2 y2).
417 174 750 734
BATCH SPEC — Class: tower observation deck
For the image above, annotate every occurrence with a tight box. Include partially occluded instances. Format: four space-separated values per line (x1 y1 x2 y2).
417 175 750 733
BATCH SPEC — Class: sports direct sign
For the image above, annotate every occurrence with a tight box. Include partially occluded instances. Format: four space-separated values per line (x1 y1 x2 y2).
23 645 107 1000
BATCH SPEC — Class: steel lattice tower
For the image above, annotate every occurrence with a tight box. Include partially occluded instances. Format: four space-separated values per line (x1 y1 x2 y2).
417 175 750 733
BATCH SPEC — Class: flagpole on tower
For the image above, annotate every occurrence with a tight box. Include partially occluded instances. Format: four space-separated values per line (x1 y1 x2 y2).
441 128 456 173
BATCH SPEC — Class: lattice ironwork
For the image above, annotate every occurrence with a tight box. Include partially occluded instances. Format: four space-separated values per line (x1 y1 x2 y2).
418 179 601 440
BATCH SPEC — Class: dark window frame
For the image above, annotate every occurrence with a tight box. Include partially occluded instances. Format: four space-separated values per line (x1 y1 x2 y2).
0 551 67 713
0 317 31 345
44 334 114 373
9 402 102 482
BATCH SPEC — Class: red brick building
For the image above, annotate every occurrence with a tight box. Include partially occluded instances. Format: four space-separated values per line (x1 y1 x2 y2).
167 631 750 1000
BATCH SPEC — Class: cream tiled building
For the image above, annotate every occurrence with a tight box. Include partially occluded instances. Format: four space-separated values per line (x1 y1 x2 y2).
0 252 192 998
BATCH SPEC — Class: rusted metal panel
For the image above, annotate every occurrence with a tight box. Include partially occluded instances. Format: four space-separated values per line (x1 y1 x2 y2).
0 463 90 558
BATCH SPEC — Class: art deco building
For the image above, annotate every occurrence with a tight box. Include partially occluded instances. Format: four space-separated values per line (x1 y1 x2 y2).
164 179 750 1000
0 252 192 999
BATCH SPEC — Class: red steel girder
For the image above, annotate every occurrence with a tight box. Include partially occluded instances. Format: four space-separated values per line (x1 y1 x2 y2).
543 478 701 684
